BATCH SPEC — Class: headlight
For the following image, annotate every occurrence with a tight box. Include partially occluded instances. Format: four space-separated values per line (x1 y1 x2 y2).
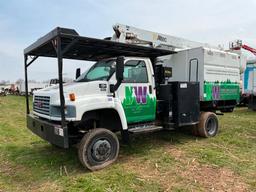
50 105 76 118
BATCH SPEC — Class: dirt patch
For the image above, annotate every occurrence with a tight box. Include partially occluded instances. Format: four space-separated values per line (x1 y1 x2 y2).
165 145 249 191
179 161 248 192
0 159 27 178
121 146 249 192
28 181 62 192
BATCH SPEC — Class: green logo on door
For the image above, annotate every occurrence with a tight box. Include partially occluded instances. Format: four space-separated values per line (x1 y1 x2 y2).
122 86 156 123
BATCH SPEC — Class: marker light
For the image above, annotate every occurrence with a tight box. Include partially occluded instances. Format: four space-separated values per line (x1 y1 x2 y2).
69 93 76 101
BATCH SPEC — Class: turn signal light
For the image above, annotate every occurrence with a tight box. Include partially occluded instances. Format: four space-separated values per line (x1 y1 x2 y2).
69 93 76 101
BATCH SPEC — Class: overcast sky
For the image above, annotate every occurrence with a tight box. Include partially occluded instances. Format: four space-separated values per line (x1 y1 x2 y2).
1 0 256 82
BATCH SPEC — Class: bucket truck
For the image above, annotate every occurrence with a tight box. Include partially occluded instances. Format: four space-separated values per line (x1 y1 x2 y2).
25 26 227 171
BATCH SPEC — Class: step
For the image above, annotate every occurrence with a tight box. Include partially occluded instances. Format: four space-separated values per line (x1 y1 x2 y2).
128 125 163 134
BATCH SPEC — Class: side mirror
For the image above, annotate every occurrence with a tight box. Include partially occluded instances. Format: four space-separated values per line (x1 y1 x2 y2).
110 56 125 93
116 56 124 81
76 68 81 79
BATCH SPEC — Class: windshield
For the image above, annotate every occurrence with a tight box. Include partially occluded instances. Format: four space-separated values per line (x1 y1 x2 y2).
75 60 116 82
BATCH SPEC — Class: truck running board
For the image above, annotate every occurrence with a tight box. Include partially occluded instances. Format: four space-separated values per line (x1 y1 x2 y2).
128 125 163 134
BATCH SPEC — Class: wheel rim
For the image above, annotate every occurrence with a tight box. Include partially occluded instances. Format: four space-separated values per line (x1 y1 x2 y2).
206 117 217 135
91 139 111 162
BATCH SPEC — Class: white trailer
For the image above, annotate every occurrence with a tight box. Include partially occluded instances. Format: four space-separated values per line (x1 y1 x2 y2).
18 82 47 95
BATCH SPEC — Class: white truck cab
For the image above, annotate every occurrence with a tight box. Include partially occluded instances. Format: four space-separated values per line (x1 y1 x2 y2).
33 57 156 124
33 57 156 129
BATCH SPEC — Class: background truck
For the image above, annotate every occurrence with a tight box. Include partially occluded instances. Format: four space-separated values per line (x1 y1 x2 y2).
17 81 47 95
0 87 7 96
24 26 234 171
242 59 256 110
229 40 256 110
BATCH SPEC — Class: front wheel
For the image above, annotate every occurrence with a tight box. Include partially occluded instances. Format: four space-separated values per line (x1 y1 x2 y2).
196 112 219 138
78 128 119 171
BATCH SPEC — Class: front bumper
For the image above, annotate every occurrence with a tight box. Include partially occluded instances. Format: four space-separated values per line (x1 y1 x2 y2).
27 114 69 148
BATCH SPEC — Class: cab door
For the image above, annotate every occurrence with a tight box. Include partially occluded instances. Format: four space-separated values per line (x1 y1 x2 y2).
116 59 156 124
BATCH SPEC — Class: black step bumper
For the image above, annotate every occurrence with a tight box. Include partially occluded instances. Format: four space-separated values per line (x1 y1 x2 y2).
27 114 69 148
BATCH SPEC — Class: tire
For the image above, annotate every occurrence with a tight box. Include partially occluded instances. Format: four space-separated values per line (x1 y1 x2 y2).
78 128 119 171
196 112 219 138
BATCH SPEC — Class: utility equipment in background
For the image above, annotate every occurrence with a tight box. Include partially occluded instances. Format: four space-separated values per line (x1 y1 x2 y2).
229 40 256 56
230 40 256 110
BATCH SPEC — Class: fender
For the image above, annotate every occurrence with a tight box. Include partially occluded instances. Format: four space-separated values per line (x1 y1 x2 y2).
75 96 128 130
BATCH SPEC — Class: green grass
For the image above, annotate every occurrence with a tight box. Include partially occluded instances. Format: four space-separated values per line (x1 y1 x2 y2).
0 96 256 191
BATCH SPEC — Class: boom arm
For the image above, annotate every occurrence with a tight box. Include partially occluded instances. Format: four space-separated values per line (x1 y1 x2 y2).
241 44 256 56
111 23 216 51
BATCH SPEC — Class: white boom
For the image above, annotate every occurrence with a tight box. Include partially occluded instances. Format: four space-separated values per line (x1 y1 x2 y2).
111 23 217 51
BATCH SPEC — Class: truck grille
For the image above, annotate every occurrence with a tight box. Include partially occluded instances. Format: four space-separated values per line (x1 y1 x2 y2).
33 96 50 116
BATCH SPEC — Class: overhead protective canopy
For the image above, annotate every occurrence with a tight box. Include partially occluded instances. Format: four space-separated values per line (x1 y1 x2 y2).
24 27 175 61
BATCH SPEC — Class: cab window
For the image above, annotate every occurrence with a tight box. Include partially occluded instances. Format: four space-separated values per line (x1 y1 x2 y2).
123 60 148 83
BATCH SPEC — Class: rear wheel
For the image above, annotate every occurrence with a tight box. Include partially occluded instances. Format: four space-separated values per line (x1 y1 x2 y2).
196 112 219 138
78 128 119 171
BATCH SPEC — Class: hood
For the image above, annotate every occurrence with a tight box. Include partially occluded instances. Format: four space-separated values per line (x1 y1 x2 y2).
34 81 110 103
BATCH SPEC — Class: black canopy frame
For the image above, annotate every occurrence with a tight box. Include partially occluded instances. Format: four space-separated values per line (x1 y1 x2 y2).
24 27 175 129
